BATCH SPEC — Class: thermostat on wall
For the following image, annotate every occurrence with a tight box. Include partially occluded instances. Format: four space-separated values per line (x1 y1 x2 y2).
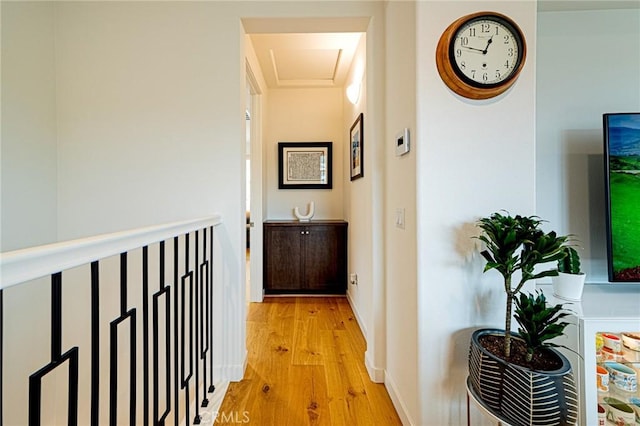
395 128 410 156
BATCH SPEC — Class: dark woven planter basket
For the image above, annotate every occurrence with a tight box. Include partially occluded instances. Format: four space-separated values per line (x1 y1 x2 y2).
468 329 579 426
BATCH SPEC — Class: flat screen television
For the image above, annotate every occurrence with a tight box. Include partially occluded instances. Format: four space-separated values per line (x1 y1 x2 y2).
603 112 640 282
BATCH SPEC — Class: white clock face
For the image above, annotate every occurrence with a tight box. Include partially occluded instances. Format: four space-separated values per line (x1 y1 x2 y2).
451 18 521 86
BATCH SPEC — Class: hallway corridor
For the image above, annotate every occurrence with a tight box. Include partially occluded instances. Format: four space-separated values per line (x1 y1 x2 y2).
217 297 401 425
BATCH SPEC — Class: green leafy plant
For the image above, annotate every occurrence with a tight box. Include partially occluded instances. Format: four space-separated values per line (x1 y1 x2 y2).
514 291 570 362
476 211 569 357
557 246 582 275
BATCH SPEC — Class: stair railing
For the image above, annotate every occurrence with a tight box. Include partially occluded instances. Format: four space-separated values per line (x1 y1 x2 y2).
0 215 223 426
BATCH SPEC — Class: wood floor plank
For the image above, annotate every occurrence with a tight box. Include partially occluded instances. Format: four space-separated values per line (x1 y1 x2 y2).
316 298 347 331
247 298 272 322
292 317 324 365
237 337 291 425
335 299 366 354
270 297 297 324
327 347 376 424
217 297 401 425
285 365 332 426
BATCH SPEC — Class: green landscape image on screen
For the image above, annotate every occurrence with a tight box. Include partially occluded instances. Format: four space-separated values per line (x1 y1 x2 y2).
607 114 640 281
610 170 640 274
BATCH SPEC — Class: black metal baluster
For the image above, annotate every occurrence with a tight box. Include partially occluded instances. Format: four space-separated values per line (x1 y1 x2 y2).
153 241 172 425
193 231 201 424
180 234 194 425
173 237 180 426
200 228 210 408
143 246 150 426
52 273 62 360
109 316 118 425
28 273 79 426
91 261 100 426
68 348 79 426
109 253 137 426
208 226 215 394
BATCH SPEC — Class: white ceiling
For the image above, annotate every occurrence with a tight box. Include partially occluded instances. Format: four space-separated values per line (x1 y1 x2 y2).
249 32 363 89
246 2 640 88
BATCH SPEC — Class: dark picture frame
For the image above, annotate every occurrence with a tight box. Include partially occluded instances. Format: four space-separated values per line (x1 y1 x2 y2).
350 113 364 181
278 142 332 189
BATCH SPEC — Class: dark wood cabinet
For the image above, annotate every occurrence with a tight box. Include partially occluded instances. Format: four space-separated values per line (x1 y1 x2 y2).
263 221 347 294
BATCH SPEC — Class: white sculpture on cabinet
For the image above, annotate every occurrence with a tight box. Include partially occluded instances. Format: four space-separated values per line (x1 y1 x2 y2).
293 201 315 222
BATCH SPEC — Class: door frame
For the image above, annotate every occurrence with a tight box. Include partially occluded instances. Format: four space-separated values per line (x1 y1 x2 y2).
246 62 264 302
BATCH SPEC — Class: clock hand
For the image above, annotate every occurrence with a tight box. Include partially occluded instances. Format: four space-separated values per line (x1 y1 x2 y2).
461 45 485 53
482 36 494 54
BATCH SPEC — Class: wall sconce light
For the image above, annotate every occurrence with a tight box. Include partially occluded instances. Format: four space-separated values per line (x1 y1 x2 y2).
346 82 361 105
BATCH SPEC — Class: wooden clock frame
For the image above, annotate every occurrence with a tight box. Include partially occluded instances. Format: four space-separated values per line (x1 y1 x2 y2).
435 11 527 100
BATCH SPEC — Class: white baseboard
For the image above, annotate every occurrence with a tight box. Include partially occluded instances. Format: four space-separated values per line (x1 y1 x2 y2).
213 359 246 382
346 292 414 424
212 349 247 382
346 290 368 338
364 350 385 383
347 293 386 383
385 372 415 426
180 381 230 426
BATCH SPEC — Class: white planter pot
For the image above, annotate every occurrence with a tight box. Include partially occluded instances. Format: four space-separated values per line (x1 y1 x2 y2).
552 272 586 301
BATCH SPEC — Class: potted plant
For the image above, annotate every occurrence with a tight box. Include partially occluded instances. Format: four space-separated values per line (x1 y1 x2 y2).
475 212 568 357
552 246 586 301
468 212 578 425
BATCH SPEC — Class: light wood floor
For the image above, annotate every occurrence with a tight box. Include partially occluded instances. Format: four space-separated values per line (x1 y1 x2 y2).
217 297 402 425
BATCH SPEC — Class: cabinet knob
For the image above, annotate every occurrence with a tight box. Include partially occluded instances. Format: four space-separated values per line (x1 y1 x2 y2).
306 231 310 235
301 231 305 235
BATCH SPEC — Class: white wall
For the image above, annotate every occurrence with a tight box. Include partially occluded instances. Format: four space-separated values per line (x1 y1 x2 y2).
54 2 245 244
264 88 344 220
536 7 640 283
384 2 418 424
344 34 371 343
1 2 58 251
417 2 537 425
342 7 389 386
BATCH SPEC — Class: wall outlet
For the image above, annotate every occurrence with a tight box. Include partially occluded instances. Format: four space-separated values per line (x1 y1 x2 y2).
395 128 410 156
349 273 358 285
395 208 405 229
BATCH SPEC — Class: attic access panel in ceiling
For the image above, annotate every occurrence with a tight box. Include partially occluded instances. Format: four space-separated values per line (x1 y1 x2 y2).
249 32 363 89
272 48 341 82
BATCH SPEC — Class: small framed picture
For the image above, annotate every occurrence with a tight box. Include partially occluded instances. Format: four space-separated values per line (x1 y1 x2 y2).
350 113 364 181
278 142 332 189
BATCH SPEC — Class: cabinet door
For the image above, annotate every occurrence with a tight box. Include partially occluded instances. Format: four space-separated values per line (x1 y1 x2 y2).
578 318 640 426
304 225 347 292
264 226 303 291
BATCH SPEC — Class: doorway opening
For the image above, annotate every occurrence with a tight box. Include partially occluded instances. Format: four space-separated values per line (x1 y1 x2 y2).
242 18 368 303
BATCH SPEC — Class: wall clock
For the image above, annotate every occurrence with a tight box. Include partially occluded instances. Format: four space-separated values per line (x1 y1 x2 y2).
436 11 527 100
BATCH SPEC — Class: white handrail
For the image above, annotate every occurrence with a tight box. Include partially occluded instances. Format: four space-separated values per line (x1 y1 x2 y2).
0 215 223 290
